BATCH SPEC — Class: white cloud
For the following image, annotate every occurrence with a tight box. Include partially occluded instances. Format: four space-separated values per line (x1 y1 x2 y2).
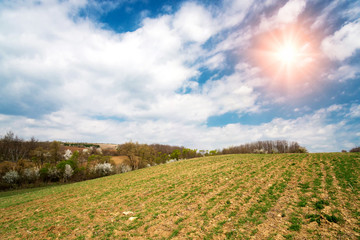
0 1 208 118
0 0 266 125
0 105 356 152
259 0 306 31
205 53 226 70
321 19 360 61
348 104 360 118
276 0 306 24
327 104 343 112
326 65 359 82
173 2 218 43
0 0 359 153
203 72 259 116
311 0 340 30
219 0 254 28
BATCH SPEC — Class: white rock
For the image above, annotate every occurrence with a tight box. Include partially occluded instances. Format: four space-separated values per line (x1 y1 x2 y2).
129 217 137 221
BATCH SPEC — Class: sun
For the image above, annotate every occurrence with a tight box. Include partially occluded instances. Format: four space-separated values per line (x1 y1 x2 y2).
275 43 298 65
250 25 320 86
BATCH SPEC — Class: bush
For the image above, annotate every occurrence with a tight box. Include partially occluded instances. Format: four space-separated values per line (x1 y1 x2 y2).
63 149 72 160
22 167 40 183
0 161 16 176
350 146 360 152
15 159 35 173
63 164 74 181
2 170 20 184
39 166 49 181
120 164 132 173
296 147 308 153
93 163 113 176
47 166 60 181
74 166 87 181
57 159 77 172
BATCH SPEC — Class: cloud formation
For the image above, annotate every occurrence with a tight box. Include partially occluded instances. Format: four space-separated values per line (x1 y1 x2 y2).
321 20 360 61
0 0 359 152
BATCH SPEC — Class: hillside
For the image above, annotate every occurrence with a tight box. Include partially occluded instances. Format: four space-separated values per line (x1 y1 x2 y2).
1 153 359 239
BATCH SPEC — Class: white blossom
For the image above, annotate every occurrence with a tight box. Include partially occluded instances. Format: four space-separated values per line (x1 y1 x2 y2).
23 167 40 181
2 170 20 184
48 166 60 179
94 163 113 176
64 149 72 160
64 164 74 179
121 164 132 173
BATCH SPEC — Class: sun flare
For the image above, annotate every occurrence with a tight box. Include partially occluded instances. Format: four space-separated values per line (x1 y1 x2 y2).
275 43 298 64
250 25 320 86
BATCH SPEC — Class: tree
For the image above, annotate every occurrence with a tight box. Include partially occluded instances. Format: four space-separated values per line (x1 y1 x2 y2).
221 140 307 154
63 164 74 181
0 131 26 162
350 146 360 152
30 147 49 167
117 142 140 169
170 149 181 160
209 150 219 156
50 141 61 164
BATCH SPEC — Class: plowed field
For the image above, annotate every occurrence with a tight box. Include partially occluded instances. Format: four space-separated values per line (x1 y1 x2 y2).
1 153 359 239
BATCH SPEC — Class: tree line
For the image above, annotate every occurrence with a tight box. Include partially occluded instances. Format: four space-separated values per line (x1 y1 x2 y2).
0 132 115 190
117 142 201 170
350 146 360 152
0 131 316 190
221 140 307 154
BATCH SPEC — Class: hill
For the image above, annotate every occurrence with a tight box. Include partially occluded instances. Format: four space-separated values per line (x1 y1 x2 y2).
0 153 359 239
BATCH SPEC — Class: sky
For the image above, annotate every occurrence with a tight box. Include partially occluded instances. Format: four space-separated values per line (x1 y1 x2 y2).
0 0 359 152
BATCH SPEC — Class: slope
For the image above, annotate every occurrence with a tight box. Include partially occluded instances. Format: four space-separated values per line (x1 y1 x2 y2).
0 153 359 239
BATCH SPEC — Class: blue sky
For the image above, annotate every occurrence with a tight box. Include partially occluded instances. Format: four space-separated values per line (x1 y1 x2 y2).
0 0 359 152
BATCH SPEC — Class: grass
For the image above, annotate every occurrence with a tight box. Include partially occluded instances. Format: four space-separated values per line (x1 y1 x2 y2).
288 215 302 231
0 153 359 239
314 199 330 210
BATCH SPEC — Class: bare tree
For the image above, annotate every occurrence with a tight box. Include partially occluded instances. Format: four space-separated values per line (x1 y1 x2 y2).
221 140 307 154
0 131 38 162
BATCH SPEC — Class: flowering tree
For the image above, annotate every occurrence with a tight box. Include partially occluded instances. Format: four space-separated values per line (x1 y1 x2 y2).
64 164 73 181
23 167 40 182
63 149 72 160
94 163 113 176
2 170 20 184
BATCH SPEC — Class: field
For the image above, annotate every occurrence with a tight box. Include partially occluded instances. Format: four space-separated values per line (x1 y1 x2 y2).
110 156 129 166
1 153 359 239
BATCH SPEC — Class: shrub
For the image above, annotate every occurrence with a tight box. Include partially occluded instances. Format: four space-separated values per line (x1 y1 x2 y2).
47 166 60 181
15 159 35 172
22 167 40 183
0 161 16 176
63 164 73 181
74 166 87 181
93 163 113 176
166 159 178 164
120 164 132 173
2 170 20 184
349 146 360 152
57 159 77 172
39 166 49 181
63 149 72 160
297 147 308 153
